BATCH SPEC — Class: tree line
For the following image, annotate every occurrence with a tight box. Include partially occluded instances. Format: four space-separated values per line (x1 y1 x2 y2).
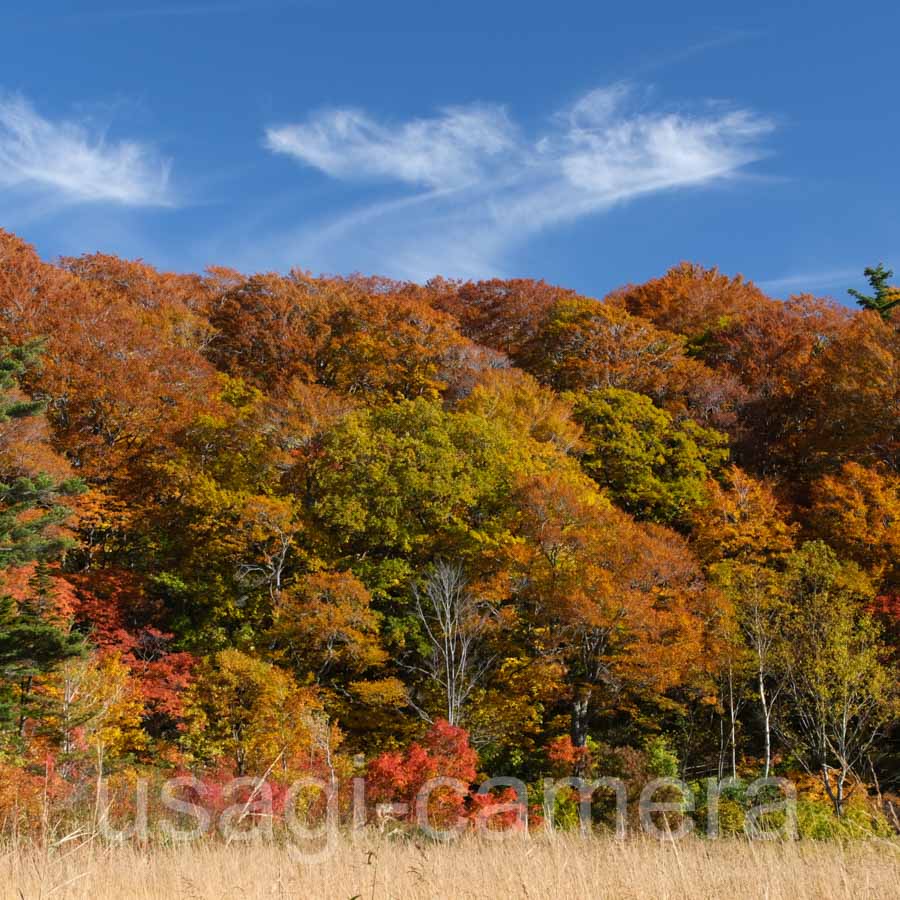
0 229 897 834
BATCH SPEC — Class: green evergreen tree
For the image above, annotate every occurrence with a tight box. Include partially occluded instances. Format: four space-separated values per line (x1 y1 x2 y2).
848 264 900 319
0 343 87 745
0 565 86 738
0 340 46 422
0 341 85 567
0 472 86 567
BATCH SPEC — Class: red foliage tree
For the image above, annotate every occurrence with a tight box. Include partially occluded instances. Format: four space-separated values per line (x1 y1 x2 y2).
67 569 195 728
367 720 478 827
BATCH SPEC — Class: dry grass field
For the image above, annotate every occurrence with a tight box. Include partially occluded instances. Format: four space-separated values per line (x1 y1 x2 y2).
1 833 899 899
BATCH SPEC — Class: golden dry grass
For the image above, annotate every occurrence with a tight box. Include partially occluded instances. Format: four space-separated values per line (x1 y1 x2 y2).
1 833 899 899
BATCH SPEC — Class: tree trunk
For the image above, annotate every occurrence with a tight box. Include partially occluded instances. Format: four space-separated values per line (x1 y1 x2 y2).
571 685 592 749
717 716 726 782
759 667 772 779
17 676 32 738
727 665 737 780
822 765 844 818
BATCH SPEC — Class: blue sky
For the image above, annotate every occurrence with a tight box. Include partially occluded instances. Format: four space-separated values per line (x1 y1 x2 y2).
1 1 897 301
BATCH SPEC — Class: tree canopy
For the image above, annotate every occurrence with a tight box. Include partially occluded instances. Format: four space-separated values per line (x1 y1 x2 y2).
0 229 896 830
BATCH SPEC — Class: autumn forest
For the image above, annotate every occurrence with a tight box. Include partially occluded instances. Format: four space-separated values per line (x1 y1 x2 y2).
0 227 898 840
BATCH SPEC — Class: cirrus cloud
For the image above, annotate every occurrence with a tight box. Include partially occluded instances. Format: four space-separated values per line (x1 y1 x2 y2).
261 83 774 281
266 104 519 190
0 92 173 207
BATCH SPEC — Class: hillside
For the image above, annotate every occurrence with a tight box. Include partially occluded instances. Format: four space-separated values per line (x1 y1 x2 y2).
0 227 897 838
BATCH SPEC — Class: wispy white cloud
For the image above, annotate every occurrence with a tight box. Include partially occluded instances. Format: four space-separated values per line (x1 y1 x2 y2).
262 83 774 280
0 93 172 207
266 105 518 189
758 267 859 296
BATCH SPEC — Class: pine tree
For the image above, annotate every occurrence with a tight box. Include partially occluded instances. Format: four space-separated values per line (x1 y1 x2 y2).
848 264 900 319
0 340 46 421
0 341 85 566
0 343 87 744
0 573 86 738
